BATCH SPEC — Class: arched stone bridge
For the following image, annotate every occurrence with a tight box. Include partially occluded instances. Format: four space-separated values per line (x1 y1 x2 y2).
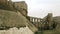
27 13 57 30
27 16 42 28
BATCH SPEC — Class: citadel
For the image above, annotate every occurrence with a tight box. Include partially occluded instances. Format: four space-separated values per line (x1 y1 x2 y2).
0 0 60 34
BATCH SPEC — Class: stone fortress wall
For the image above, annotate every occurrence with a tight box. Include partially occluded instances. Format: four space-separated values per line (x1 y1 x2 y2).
0 0 27 17
0 0 37 33
0 0 60 34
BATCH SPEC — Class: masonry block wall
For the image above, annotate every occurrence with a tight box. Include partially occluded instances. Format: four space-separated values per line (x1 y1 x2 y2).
0 0 28 17
13 1 27 16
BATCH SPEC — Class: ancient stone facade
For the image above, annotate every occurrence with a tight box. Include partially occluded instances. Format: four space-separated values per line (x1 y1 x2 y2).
0 0 37 33
13 1 27 16
0 0 60 34
0 0 27 17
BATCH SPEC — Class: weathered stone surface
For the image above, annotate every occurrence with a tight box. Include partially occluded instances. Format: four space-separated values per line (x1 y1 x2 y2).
0 0 27 16
0 9 38 33
0 9 28 27
0 26 34 34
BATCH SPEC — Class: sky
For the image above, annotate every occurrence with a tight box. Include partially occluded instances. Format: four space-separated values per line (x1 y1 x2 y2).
12 0 60 18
